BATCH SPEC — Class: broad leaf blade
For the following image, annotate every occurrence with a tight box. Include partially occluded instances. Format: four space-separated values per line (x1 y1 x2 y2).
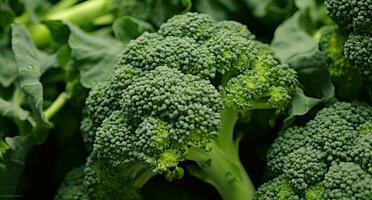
11 24 52 128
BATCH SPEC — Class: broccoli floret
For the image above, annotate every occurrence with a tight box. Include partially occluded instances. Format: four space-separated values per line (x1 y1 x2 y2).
83 158 143 200
257 102 372 199
214 20 255 40
344 35 372 82
325 0 372 34
319 26 364 99
253 176 299 200
158 12 215 41
54 167 88 200
92 66 221 178
323 162 372 199
324 0 372 83
78 12 299 200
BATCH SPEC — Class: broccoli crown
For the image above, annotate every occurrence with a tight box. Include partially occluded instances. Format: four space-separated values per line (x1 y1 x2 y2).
319 26 364 98
81 11 298 184
344 34 372 82
116 12 298 110
325 0 372 34
256 102 372 199
85 66 222 178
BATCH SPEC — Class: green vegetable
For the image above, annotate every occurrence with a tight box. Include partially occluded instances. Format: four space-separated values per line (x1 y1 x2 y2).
323 0 372 84
255 102 372 199
56 12 299 200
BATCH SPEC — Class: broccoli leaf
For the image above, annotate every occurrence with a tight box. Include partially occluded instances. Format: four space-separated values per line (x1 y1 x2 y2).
0 48 17 87
11 24 54 128
67 23 124 88
271 2 335 126
0 97 30 121
112 16 154 43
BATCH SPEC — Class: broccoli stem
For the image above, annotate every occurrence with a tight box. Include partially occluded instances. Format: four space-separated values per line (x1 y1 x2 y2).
187 108 255 200
45 92 70 120
132 169 156 188
43 0 112 24
19 0 113 46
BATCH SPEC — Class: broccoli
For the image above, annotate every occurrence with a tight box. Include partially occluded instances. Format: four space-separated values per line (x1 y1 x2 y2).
324 0 371 34
58 12 298 200
344 35 372 82
254 102 372 199
54 167 88 200
318 26 364 99
323 0 372 82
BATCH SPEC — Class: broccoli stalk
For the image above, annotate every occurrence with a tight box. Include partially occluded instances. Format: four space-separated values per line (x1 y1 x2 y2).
15 0 114 46
187 109 255 200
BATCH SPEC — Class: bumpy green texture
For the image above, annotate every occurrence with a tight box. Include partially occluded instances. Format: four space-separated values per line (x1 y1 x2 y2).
319 26 364 99
54 167 88 200
255 102 372 199
324 0 372 82
72 12 299 200
325 0 372 34
344 35 372 82
253 176 299 200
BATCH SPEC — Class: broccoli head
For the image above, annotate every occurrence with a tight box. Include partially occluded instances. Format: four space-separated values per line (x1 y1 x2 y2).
76 12 299 200
344 34 372 82
255 102 372 199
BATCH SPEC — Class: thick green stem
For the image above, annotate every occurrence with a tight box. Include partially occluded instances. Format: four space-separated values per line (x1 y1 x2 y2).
186 108 255 200
45 92 70 120
132 169 156 188
43 0 112 24
188 142 255 200
215 108 238 156
21 0 113 46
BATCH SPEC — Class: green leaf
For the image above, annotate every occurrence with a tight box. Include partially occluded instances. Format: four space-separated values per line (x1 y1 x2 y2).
0 135 35 194
243 0 296 24
194 0 239 20
0 0 15 37
283 48 335 127
11 24 53 127
271 11 317 62
112 0 191 27
0 97 30 121
67 23 124 88
113 16 154 43
0 48 17 87
271 3 335 127
151 0 191 26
